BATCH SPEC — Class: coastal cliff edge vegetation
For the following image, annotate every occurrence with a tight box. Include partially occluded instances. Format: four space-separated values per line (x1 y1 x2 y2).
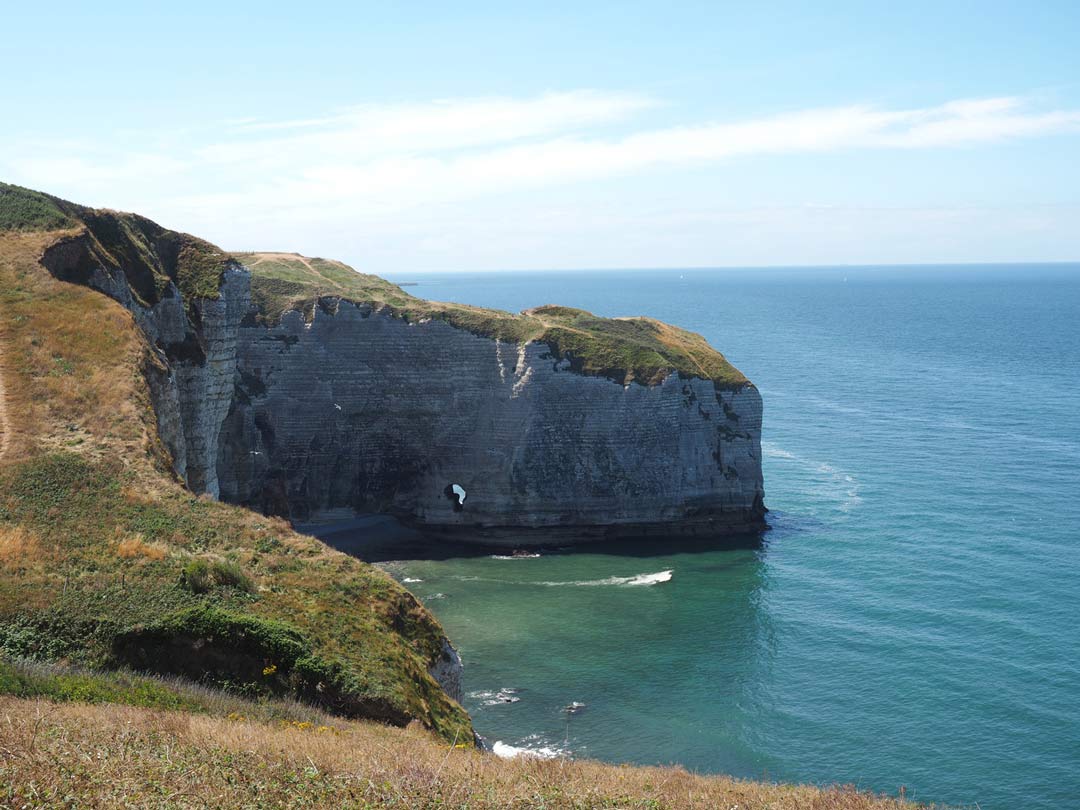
239 249 749 388
0 688 919 809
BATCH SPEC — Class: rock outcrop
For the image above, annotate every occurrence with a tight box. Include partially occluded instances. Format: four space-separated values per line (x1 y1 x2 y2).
41 221 765 545
217 298 764 540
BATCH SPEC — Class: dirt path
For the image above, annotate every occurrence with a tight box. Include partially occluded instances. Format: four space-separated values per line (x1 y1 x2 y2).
0 335 9 461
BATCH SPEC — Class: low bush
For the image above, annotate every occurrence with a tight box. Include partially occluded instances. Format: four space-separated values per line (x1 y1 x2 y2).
180 558 254 594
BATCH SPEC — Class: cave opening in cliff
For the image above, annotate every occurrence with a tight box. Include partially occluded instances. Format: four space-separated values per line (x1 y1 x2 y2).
444 483 467 511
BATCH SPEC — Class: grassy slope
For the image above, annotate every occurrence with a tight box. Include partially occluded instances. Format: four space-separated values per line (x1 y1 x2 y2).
238 251 748 388
0 693 919 810
0 224 471 742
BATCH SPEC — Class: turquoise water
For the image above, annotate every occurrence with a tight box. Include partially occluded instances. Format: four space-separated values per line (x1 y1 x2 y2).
356 266 1080 809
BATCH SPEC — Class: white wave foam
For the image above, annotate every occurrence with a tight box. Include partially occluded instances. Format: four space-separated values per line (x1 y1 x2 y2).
490 553 541 560
471 687 522 706
492 737 566 759
762 442 797 460
538 569 673 587
402 577 423 583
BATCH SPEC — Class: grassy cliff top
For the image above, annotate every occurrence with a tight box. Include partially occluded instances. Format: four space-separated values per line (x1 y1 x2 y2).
239 251 749 388
0 181 234 303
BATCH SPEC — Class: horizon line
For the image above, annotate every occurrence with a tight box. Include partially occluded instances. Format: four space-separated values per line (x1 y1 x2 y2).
373 260 1080 276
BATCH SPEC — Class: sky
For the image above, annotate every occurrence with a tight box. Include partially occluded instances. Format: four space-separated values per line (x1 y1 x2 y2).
2 1 1079 272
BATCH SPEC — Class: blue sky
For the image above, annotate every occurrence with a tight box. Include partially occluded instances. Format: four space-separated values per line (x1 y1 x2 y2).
3 1 1079 271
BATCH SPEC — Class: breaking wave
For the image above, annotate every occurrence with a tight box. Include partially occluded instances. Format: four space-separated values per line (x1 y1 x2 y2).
470 688 522 706
538 569 673 587
492 735 568 760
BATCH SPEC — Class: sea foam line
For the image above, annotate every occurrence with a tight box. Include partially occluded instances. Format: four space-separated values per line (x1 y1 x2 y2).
444 570 673 587
537 569 673 587
762 441 862 512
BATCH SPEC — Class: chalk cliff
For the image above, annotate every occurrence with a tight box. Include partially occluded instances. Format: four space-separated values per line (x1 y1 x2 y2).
40 220 765 544
218 297 764 541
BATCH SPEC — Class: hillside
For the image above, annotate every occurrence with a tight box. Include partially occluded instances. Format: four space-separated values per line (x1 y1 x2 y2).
0 183 472 742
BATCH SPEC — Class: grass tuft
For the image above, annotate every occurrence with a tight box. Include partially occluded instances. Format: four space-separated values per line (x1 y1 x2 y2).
180 558 254 593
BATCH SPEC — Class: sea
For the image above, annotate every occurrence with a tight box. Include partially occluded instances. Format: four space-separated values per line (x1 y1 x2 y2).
337 264 1080 810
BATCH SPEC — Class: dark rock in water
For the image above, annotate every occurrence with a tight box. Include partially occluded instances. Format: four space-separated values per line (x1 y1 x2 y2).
472 687 522 706
565 702 587 715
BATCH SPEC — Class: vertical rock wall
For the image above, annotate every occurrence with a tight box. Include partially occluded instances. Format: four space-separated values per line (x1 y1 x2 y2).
217 300 765 541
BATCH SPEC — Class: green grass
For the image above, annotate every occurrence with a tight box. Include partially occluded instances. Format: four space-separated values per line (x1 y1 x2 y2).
0 182 76 232
75 210 233 305
180 558 255 594
0 452 472 741
237 252 749 388
0 658 348 726
2 180 233 305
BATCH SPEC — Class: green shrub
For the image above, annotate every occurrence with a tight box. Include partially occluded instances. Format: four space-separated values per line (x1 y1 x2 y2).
180 559 254 594
0 183 76 232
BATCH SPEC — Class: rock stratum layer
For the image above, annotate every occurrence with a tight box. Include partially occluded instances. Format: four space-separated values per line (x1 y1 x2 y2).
39 213 765 544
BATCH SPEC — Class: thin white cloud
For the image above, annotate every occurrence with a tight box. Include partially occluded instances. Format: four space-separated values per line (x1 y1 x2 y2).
201 90 657 161
3 91 1078 251
200 94 1080 195
175 95 1079 218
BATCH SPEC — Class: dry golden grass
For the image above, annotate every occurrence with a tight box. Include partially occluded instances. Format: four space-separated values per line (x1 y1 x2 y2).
0 525 43 570
0 231 158 470
0 696 922 810
115 532 169 561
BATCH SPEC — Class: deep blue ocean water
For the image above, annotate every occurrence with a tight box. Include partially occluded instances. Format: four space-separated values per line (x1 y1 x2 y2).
367 265 1080 809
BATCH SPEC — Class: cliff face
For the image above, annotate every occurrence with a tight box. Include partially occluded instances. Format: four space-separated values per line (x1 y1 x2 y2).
218 299 764 540
41 225 765 544
40 229 247 497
